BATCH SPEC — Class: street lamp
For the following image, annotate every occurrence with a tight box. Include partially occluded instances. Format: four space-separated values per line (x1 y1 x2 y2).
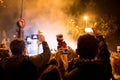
83 16 88 27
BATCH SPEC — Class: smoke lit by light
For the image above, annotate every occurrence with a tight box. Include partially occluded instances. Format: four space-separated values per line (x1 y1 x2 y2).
0 0 83 54
22 0 77 52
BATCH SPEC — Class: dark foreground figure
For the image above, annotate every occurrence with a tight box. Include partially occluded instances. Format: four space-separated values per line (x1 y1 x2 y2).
64 34 112 80
0 33 51 80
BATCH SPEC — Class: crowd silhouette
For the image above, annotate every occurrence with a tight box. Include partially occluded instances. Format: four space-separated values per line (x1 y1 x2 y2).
0 31 115 80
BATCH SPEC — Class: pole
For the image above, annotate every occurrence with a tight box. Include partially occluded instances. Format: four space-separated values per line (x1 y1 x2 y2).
20 0 24 18
83 16 88 32
18 0 24 39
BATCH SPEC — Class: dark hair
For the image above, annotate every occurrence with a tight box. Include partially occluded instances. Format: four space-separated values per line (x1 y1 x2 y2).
56 34 63 38
77 34 99 59
56 34 63 42
10 38 25 55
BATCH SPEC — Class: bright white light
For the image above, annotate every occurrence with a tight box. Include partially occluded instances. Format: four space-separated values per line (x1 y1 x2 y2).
84 28 93 33
27 37 31 42
84 16 88 21
26 36 32 44
13 35 16 38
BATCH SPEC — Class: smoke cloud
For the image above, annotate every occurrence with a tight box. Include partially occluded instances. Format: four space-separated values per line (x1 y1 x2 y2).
0 0 77 50
23 0 76 49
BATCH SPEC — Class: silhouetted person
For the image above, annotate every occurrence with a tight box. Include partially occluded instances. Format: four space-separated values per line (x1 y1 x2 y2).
56 34 68 70
92 28 115 79
56 34 67 50
0 43 10 59
96 34 115 80
1 33 51 80
63 34 112 80
38 58 62 80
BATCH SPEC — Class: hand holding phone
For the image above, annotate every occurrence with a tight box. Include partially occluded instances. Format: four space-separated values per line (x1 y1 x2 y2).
62 49 69 54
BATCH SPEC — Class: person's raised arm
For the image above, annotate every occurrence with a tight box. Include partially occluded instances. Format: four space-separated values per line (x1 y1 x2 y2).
29 33 51 71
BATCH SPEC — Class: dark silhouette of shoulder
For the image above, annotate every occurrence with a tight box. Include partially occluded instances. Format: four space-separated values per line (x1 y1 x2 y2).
3 55 38 80
66 61 111 80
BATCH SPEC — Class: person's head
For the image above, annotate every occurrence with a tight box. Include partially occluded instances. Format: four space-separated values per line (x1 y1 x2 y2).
56 34 63 42
10 38 26 55
76 34 99 59
38 30 42 34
